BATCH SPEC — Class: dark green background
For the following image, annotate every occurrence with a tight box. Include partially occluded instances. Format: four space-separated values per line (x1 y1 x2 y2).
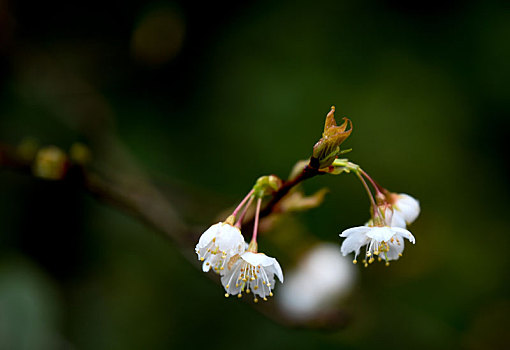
0 0 508 349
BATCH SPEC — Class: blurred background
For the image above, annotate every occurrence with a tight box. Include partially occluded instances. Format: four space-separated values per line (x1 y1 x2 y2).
0 0 509 349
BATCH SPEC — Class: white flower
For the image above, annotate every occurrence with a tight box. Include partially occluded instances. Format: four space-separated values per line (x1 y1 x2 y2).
392 193 420 225
195 222 245 273
277 243 356 320
368 207 407 229
340 225 415 265
221 252 284 302
385 206 407 229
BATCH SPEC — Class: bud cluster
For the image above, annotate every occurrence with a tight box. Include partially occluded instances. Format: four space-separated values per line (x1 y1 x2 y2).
195 107 420 304
195 177 284 302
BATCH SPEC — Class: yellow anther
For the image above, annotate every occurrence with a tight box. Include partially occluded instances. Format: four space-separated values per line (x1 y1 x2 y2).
398 253 402 257
353 259 357 264
269 292 273 297
226 284 230 288
366 252 371 257
220 267 224 270
369 258 375 264
200 257 204 261
374 251 379 256
385 262 390 267
246 289 250 294
254 298 259 303
262 281 266 285
267 283 271 287
364 263 368 268
242 278 247 282
237 294 242 298
263 298 267 301
254 286 258 290
225 293 229 298
378 257 382 262
250 277 255 281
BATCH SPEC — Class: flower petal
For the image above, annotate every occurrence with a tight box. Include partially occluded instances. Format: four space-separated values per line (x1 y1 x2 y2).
366 227 394 242
391 227 416 244
390 211 407 229
241 252 274 267
217 224 245 254
196 223 221 249
395 194 420 224
340 230 370 257
340 226 371 238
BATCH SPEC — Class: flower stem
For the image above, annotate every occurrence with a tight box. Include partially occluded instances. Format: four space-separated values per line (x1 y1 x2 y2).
235 195 254 228
354 170 381 219
359 168 384 195
251 197 262 243
231 189 255 217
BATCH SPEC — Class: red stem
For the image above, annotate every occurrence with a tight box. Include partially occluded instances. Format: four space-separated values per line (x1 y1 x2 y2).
251 197 262 242
235 195 254 228
231 189 255 217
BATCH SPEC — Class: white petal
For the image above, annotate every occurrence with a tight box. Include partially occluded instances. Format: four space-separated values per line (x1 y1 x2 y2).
241 252 274 267
220 260 244 295
395 194 420 224
340 231 370 256
217 224 245 254
340 226 371 238
391 227 416 244
382 239 405 261
202 260 211 272
266 258 284 283
196 223 221 249
366 227 394 242
390 211 407 229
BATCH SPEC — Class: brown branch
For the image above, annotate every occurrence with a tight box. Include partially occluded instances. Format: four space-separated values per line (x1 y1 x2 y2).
242 159 324 234
0 144 349 330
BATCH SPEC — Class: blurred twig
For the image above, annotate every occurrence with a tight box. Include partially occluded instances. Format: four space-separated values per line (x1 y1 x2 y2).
0 142 348 330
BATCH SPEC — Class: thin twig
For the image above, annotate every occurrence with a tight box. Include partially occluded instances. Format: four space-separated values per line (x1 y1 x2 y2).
0 144 348 330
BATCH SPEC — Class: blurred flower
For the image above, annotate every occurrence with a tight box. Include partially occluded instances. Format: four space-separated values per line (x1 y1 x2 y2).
221 251 283 302
195 221 245 273
277 243 356 320
340 225 415 266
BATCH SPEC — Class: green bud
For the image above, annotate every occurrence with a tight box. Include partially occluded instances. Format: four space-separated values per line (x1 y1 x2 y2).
69 142 92 165
253 175 282 198
32 146 68 180
311 106 352 169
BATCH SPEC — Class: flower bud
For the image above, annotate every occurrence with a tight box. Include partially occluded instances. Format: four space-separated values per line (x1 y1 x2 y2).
32 146 68 180
253 175 282 198
69 142 92 166
311 106 352 169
